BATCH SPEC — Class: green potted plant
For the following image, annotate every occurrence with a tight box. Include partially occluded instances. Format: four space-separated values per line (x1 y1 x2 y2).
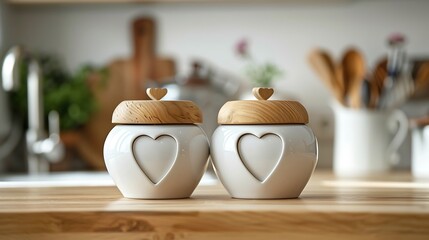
11 54 106 146
235 39 282 87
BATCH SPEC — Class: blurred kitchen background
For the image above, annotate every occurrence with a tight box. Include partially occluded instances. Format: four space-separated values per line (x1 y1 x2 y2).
0 0 429 174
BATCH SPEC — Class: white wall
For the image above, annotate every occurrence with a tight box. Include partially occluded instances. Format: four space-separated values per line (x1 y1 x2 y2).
5 0 429 167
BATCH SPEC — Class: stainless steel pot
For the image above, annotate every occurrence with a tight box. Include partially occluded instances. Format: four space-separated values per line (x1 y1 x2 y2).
156 61 242 137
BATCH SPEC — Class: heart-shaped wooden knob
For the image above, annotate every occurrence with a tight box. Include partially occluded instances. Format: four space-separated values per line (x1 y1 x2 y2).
147 88 167 100
253 87 274 100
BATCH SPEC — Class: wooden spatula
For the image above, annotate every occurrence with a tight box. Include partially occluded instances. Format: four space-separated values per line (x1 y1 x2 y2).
369 57 387 108
341 48 366 108
308 49 345 105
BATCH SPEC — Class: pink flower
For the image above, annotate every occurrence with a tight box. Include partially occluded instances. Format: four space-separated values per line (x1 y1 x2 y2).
388 33 406 45
235 39 249 57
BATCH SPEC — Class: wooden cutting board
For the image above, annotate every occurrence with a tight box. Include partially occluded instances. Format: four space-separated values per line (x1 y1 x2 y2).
76 59 134 170
77 17 176 170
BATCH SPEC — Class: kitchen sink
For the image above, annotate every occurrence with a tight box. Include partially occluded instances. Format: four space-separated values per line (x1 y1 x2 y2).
0 171 218 187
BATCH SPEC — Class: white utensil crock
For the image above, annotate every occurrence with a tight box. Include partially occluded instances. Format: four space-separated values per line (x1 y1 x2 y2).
333 104 408 177
411 125 429 178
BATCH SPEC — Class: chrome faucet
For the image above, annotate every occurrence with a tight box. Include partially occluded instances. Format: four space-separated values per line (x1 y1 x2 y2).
2 46 64 174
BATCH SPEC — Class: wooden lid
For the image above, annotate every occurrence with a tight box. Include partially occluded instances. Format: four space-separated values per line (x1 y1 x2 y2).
218 88 309 125
112 88 202 124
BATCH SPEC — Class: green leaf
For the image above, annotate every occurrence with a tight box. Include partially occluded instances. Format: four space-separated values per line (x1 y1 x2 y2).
11 54 107 131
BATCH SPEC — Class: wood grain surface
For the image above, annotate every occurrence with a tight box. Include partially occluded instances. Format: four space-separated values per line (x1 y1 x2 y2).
112 100 202 124
132 17 155 99
77 60 134 170
341 48 366 108
76 17 177 170
1 171 428 239
218 100 308 124
218 88 308 124
146 88 168 100
252 87 274 100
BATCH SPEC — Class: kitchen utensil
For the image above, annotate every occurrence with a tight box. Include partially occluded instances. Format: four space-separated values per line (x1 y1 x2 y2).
379 63 414 110
104 88 209 199
390 75 414 110
333 104 408 176
341 48 366 108
308 49 345 104
369 58 387 108
373 58 388 90
415 62 429 92
410 116 429 178
386 34 406 82
379 34 407 108
335 62 345 101
360 79 371 108
211 87 317 199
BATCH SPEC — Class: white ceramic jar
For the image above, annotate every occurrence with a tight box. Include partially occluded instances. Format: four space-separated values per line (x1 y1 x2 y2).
104 88 210 199
211 88 318 199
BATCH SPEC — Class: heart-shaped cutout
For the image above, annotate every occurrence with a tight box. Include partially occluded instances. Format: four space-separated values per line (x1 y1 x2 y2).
147 88 167 100
253 87 274 100
132 135 177 184
237 133 283 182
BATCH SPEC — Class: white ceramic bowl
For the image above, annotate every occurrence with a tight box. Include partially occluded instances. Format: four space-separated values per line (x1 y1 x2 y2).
104 125 209 199
211 125 318 199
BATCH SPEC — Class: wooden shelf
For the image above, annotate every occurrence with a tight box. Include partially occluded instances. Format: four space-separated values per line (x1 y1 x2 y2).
1 171 428 239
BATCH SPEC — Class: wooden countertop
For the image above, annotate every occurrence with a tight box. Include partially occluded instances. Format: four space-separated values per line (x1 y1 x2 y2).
1 171 429 239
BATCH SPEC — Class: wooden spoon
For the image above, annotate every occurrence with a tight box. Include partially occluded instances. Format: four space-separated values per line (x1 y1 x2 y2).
415 62 429 94
341 48 366 108
308 49 345 104
335 63 346 102
369 57 387 108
